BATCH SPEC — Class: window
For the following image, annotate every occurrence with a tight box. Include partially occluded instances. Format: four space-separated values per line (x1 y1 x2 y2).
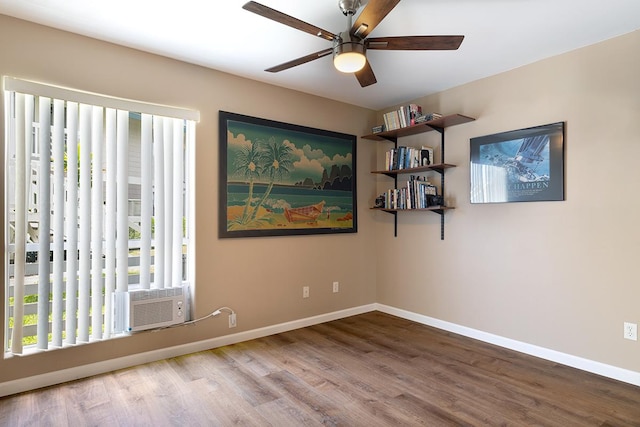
3 77 198 355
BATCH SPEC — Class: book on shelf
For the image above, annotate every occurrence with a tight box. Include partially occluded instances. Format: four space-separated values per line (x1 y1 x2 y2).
383 110 401 130
398 106 407 128
385 111 393 130
385 147 397 170
409 148 420 169
409 104 422 126
397 146 405 170
420 146 434 166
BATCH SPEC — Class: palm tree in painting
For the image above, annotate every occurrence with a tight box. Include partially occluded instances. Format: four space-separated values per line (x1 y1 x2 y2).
249 136 294 222
233 141 264 224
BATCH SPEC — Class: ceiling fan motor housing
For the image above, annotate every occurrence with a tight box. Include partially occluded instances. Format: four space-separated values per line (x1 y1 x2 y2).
333 31 366 55
338 0 362 16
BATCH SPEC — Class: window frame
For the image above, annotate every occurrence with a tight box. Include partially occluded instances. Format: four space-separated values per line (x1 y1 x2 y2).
3 77 198 355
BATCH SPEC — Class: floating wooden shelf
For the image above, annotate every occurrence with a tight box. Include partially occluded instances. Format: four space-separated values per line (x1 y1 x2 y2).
370 206 454 214
371 163 456 177
362 114 475 141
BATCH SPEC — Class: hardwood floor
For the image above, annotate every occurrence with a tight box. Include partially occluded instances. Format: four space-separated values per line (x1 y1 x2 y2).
1 312 639 426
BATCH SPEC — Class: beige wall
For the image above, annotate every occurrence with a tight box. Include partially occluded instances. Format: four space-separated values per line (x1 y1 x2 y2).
2 12 639 389
375 30 640 371
0 15 378 384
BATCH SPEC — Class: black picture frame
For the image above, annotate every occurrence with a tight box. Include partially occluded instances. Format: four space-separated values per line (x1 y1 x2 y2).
470 122 565 204
219 111 357 238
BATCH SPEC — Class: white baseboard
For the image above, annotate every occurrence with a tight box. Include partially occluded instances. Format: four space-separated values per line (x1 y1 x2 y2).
3 302 638 397
375 303 640 387
0 304 377 397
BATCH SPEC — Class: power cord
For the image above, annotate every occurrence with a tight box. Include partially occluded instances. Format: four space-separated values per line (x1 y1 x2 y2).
152 306 236 331
183 306 235 326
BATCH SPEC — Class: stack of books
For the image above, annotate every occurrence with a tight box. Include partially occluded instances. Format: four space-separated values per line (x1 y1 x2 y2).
414 112 443 124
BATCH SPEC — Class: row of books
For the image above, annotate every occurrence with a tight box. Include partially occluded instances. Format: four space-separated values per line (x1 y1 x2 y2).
380 105 443 132
384 146 434 170
382 104 423 130
376 176 440 210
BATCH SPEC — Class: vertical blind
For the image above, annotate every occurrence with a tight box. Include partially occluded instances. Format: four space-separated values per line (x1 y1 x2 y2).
4 77 198 354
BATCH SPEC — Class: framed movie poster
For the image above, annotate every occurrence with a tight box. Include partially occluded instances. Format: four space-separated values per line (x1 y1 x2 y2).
470 122 565 204
219 111 357 238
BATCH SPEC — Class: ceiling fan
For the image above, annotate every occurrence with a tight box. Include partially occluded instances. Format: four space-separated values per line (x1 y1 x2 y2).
242 0 464 87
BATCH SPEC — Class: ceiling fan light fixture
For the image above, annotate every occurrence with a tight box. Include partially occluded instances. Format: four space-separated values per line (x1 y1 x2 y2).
333 41 366 73
244 0 464 87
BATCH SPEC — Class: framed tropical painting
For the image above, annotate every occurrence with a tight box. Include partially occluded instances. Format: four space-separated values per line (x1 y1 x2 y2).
219 111 357 238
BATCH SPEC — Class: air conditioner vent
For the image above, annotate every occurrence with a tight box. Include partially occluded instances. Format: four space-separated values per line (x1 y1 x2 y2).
114 287 185 332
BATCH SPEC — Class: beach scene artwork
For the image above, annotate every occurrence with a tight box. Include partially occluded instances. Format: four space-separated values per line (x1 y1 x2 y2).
220 112 357 237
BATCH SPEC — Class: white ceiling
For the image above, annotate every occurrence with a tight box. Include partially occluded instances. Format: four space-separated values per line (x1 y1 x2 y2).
1 0 639 110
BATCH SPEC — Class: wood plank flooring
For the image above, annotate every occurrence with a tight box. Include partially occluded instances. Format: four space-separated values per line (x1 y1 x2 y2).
1 311 639 426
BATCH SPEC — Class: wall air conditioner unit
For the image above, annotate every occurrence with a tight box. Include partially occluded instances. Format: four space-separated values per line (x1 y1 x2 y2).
114 287 186 332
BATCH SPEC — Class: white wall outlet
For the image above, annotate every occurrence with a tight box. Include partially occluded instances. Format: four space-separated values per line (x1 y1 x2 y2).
623 322 637 341
229 313 237 328
333 281 339 293
303 286 310 298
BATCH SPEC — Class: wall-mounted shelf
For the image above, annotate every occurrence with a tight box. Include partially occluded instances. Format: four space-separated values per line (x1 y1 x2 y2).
362 114 475 141
370 206 454 214
371 163 456 177
363 114 475 239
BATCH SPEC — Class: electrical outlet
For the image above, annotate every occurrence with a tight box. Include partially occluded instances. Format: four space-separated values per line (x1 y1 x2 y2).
229 313 237 328
623 322 637 341
333 281 339 293
303 286 310 298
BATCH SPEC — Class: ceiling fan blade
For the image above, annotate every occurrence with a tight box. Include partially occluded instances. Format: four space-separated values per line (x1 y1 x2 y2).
366 35 464 50
243 1 336 42
265 48 334 73
355 61 377 87
351 0 401 39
